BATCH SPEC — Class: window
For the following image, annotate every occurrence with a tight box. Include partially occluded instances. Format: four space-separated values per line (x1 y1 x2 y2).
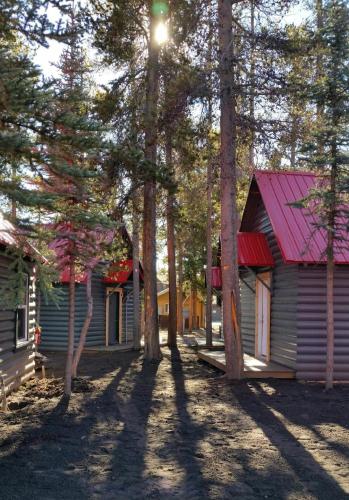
165 303 169 314
16 274 29 345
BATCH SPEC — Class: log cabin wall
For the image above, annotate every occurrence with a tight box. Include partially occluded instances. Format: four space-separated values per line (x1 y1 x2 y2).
0 253 36 398
297 265 349 380
240 181 298 369
40 272 106 350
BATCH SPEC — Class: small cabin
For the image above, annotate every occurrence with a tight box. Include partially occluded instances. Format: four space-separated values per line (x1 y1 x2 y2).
157 287 205 331
215 171 349 381
0 215 37 400
40 259 143 351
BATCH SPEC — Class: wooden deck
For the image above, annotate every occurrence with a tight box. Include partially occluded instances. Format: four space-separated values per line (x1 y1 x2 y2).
198 350 295 379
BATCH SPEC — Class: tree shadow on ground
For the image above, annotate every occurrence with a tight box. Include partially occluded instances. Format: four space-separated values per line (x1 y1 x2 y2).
163 345 211 496
0 352 140 499
233 380 348 499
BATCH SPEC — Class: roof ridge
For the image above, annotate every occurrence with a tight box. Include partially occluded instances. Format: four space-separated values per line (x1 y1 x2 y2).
255 169 315 176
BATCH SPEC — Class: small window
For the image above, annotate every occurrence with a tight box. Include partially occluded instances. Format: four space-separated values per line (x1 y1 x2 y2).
16 274 29 345
165 303 169 314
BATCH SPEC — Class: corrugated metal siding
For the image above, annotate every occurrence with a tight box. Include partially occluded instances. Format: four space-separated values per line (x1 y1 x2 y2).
40 273 105 350
0 253 35 397
241 193 298 368
240 270 255 355
297 266 349 380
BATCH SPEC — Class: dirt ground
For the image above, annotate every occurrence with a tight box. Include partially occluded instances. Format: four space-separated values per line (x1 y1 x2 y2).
1 343 349 500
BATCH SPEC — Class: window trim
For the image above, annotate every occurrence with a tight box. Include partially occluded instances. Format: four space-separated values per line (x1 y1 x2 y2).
15 274 29 346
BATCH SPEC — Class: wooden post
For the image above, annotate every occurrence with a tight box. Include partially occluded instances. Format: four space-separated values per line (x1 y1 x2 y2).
1 376 8 412
189 289 193 333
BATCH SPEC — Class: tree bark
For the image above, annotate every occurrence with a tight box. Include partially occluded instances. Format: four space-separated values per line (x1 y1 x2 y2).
143 7 160 360
72 269 93 378
326 227 334 390
189 288 193 333
218 0 244 380
132 193 141 349
64 260 76 395
165 130 177 347
206 157 213 347
177 244 184 336
326 142 337 389
192 286 198 330
248 0 255 172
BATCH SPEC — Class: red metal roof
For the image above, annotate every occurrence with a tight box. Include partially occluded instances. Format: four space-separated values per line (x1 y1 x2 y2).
211 232 274 289
253 171 349 264
238 232 274 267
103 259 144 284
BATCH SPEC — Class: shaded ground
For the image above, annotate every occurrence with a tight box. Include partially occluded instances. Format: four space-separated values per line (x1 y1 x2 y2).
1 343 349 499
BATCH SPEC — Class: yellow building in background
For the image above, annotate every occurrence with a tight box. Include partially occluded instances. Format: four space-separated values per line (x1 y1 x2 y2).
158 287 205 331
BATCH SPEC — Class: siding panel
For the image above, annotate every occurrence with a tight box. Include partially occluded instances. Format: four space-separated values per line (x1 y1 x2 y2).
297 266 349 380
240 270 255 355
40 273 106 350
0 253 35 398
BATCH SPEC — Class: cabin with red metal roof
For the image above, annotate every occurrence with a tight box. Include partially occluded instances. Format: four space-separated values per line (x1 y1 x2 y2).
39 231 143 351
235 170 349 381
0 214 38 401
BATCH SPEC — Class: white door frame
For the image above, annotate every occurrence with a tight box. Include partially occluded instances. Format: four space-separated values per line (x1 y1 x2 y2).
255 272 271 361
105 288 123 346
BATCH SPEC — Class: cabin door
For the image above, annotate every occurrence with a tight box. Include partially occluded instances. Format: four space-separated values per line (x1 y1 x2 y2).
106 289 123 346
255 272 271 360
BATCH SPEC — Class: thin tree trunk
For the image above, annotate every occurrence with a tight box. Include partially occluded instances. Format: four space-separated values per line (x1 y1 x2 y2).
166 202 177 346
65 260 76 396
177 244 184 336
72 269 93 378
316 0 324 157
192 286 198 330
326 229 334 389
218 0 244 380
326 145 337 389
143 7 160 360
248 0 255 172
290 114 297 169
189 288 193 333
165 131 177 347
206 158 213 347
132 193 141 349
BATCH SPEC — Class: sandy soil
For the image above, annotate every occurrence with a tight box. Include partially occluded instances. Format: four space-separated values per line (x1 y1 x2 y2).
1 344 349 499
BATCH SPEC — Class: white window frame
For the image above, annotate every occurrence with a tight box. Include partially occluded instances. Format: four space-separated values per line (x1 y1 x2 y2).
16 274 29 346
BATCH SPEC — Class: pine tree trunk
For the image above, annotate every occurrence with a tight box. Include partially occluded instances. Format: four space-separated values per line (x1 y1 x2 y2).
166 206 177 346
72 269 93 378
192 286 198 330
132 193 141 349
206 158 213 347
65 260 76 396
177 245 184 336
189 289 193 333
326 150 337 389
326 230 334 390
248 0 255 172
143 7 160 361
290 114 297 169
218 0 244 380
165 132 177 347
316 0 325 158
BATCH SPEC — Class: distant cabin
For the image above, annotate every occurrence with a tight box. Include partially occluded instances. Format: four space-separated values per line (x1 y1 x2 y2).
157 287 205 331
0 215 37 400
40 258 143 351
214 170 349 381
